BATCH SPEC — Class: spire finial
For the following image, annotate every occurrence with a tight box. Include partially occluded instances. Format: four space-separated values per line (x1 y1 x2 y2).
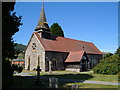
42 0 44 8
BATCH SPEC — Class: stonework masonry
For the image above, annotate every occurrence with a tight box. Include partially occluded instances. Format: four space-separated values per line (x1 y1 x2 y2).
25 34 45 71
45 51 68 71
87 54 102 68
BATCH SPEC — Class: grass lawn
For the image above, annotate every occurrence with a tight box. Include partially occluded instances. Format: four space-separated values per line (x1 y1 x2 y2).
25 70 118 82
62 82 119 88
12 75 119 89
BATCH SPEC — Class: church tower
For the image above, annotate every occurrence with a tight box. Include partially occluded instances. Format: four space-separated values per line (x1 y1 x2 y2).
35 1 51 39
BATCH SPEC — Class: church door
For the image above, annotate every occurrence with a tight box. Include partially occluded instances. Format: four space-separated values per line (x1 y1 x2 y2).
81 55 88 71
81 59 87 71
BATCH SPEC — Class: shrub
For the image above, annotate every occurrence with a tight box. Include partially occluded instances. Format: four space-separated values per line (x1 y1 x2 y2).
93 63 119 75
93 54 120 75
118 71 120 81
12 64 23 73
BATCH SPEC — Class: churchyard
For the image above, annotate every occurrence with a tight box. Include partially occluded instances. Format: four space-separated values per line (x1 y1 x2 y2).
12 70 119 89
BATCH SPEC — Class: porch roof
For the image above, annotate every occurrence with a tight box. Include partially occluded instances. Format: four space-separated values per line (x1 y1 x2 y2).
65 51 84 62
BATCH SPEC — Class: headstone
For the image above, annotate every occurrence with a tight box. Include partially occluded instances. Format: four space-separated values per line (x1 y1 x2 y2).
71 84 79 90
49 60 52 73
49 77 58 88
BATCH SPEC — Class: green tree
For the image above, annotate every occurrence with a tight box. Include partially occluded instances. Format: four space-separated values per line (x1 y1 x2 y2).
103 53 113 59
50 23 64 37
93 52 120 75
115 47 120 54
2 2 22 88
3 2 22 60
14 43 26 59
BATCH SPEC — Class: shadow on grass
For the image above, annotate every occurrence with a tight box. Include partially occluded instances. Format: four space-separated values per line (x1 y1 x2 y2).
11 73 94 89
42 73 94 82
11 76 49 89
41 73 94 88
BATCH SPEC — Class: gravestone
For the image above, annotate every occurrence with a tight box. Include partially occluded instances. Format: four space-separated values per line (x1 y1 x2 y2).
71 84 79 90
49 77 58 88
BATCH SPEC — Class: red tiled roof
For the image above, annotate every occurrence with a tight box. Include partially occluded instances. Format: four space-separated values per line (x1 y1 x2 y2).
34 32 102 54
65 51 84 62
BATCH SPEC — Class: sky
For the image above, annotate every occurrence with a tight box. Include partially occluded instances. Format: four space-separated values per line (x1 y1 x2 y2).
13 2 118 53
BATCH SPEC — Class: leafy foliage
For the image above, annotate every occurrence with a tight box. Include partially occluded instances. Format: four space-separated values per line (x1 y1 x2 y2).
115 47 120 54
103 53 113 59
14 43 26 59
12 64 23 73
2 2 22 88
2 2 22 60
14 43 26 52
93 53 120 75
50 23 64 37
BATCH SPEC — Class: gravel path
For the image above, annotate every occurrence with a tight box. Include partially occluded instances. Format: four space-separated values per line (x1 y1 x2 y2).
14 72 120 86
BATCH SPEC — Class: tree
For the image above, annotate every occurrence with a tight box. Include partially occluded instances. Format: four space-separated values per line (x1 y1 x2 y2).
115 47 120 54
14 43 26 52
103 53 113 59
50 23 64 37
2 2 22 60
93 49 120 75
14 43 26 59
2 2 22 88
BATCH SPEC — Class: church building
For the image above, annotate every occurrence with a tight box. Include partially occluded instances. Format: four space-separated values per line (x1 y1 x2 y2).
25 2 102 72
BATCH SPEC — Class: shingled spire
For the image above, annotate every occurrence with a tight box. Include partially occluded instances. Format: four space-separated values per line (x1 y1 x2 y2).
35 0 50 31
35 0 51 39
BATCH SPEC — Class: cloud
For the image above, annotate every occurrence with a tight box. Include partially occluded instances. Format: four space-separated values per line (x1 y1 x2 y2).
100 49 117 53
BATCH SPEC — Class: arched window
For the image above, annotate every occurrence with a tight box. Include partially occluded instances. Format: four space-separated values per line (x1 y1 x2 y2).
52 58 57 67
28 56 30 70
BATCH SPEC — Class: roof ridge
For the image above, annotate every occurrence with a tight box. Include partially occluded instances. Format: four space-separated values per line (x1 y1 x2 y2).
69 51 84 53
57 36 93 44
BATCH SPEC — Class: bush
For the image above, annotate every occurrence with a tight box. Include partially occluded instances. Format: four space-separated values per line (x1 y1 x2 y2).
118 72 120 81
93 54 120 75
93 63 119 75
12 64 23 73
2 60 14 88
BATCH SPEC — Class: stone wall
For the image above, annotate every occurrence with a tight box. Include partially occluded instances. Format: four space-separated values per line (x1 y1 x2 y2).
87 54 102 69
45 51 68 71
65 62 80 69
25 33 45 71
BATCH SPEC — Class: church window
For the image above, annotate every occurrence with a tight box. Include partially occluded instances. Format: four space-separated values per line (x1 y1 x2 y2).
32 43 37 50
82 55 86 59
28 56 30 70
52 59 57 67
